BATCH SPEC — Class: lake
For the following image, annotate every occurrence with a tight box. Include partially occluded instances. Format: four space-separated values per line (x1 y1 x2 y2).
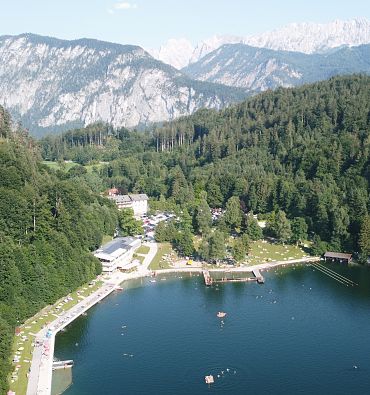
54 263 370 395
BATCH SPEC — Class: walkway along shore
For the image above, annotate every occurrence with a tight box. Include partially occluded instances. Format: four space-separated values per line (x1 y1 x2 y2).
26 270 151 395
26 249 316 395
26 241 157 395
155 256 320 275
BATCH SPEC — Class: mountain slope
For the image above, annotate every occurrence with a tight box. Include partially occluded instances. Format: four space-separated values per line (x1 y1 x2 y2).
245 18 370 54
182 43 370 90
150 18 370 68
0 33 246 135
41 75 370 254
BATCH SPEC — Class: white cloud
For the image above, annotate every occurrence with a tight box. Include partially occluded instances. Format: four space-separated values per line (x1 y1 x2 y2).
107 2 138 14
114 2 138 10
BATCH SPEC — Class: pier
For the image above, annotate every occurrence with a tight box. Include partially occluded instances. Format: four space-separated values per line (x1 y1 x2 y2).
213 276 256 283
53 360 74 370
203 269 262 286
203 270 213 286
252 269 265 284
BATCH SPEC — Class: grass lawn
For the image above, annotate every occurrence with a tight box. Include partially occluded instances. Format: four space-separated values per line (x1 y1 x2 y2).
133 254 145 263
149 243 174 270
42 161 107 173
136 245 150 255
42 160 78 172
8 280 103 394
84 163 107 172
245 240 307 265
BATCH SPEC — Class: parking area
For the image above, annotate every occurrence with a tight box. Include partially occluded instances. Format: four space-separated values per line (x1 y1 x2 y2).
141 211 176 242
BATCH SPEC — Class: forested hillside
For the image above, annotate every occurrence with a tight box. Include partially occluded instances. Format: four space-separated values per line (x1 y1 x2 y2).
42 75 370 256
0 108 118 393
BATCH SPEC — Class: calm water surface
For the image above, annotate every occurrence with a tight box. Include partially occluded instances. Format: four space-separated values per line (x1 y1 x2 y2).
54 264 370 395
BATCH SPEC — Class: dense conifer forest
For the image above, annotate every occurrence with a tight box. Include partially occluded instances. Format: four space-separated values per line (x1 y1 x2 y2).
0 110 118 393
41 75 370 256
2 74 370 393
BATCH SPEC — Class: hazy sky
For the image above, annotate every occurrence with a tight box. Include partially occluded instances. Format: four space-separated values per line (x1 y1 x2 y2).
1 0 370 48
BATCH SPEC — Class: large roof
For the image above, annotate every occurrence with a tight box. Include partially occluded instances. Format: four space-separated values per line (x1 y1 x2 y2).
129 194 148 201
108 193 148 203
94 237 140 257
324 251 352 259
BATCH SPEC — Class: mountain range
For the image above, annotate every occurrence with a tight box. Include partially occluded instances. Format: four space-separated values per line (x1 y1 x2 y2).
183 43 370 90
150 18 370 69
2 18 370 134
0 33 245 135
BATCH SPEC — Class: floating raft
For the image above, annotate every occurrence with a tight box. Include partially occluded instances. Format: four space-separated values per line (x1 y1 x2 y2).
205 375 214 384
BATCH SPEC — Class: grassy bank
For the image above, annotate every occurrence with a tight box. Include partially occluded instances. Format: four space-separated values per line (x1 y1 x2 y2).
9 281 102 395
136 245 150 255
149 243 174 270
246 240 307 265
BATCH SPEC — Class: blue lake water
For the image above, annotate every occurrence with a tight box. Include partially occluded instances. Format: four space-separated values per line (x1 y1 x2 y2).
54 264 370 395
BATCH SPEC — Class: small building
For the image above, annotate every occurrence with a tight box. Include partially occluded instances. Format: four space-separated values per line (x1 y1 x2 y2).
108 193 148 217
108 187 119 196
93 237 141 273
324 251 352 264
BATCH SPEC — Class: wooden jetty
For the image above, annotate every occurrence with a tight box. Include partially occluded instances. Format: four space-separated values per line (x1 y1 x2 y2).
52 360 74 370
203 269 261 285
213 276 256 283
203 270 213 286
252 269 265 284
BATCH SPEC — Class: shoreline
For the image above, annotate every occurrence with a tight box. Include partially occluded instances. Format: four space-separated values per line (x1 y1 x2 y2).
26 255 318 395
155 256 319 275
26 240 158 395
26 270 151 395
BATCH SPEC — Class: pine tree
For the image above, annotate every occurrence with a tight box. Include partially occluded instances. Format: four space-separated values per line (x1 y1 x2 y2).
194 199 212 235
245 213 263 241
291 217 308 245
359 215 370 257
224 196 243 231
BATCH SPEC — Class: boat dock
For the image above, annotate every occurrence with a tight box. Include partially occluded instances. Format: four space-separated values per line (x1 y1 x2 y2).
252 269 265 284
203 270 213 286
212 276 257 283
52 360 74 370
203 269 263 285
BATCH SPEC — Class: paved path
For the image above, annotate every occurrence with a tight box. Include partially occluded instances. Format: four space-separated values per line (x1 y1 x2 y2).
26 282 117 395
26 243 159 395
141 241 158 271
155 257 319 275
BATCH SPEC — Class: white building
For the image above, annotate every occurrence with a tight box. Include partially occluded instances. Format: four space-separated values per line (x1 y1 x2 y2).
93 237 141 273
108 193 148 217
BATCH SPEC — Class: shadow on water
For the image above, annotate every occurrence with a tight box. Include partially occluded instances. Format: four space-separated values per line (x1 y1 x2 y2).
51 368 72 395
